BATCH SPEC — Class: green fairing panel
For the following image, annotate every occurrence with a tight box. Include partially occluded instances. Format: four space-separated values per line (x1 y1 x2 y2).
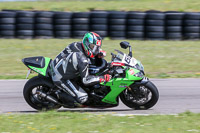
101 67 143 104
127 68 143 80
28 57 51 76
102 79 133 104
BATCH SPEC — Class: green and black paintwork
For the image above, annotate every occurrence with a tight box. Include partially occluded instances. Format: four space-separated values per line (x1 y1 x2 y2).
100 67 143 104
22 41 159 110
22 56 51 77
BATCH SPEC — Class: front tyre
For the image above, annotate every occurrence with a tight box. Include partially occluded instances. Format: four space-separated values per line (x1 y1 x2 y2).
23 76 61 111
120 81 159 110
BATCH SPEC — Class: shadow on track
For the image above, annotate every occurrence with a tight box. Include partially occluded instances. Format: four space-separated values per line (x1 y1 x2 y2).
7 109 134 114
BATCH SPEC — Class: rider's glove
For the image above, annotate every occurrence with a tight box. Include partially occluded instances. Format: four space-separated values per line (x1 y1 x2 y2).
99 74 112 83
98 49 106 58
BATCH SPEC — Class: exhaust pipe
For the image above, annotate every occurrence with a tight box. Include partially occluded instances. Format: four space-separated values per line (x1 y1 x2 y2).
36 91 61 105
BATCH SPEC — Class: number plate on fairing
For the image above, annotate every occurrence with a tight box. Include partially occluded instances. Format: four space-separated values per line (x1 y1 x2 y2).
122 54 137 67
113 50 141 68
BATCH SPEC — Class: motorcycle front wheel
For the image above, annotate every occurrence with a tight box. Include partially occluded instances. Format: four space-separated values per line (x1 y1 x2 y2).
120 81 159 110
23 76 61 111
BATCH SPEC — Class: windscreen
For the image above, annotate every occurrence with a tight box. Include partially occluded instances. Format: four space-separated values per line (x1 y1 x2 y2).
112 50 144 71
113 50 124 62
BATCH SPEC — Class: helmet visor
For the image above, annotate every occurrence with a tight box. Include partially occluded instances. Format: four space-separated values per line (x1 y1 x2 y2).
89 44 100 56
89 43 95 50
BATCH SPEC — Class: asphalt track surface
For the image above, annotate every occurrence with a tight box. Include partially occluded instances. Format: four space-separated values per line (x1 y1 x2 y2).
0 78 200 115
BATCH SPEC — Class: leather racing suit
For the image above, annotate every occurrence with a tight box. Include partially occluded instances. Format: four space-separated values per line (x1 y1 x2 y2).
50 42 103 104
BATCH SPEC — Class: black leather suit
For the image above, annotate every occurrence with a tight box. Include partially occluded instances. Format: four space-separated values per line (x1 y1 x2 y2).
50 42 102 104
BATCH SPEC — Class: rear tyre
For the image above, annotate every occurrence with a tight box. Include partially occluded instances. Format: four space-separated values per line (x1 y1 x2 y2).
120 81 159 110
23 76 61 111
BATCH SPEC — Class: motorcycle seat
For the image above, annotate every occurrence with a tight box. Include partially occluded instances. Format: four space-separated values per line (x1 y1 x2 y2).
22 56 45 68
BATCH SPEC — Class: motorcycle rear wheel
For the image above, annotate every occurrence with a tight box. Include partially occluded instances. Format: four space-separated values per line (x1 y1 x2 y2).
120 81 159 110
23 76 61 111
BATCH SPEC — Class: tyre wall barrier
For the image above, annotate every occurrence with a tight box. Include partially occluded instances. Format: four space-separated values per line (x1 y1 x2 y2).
0 10 200 40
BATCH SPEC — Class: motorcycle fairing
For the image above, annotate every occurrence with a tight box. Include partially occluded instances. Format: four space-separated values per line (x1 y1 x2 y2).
22 56 51 76
101 79 133 104
101 67 143 104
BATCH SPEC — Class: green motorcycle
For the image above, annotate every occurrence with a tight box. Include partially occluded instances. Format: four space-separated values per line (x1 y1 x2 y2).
22 41 159 110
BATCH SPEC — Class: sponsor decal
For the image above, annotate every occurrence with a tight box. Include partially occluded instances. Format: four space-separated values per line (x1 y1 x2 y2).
119 83 128 88
96 40 101 46
129 69 135 75
119 85 128 88
111 62 125 66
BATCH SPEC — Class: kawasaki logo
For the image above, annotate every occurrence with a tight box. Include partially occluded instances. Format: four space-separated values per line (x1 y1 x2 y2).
119 83 128 88
119 85 127 88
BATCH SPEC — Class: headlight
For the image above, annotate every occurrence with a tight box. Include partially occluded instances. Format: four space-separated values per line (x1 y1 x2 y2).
134 63 144 72
134 71 144 78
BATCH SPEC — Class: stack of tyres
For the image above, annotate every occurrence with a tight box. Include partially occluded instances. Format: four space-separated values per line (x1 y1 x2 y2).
0 11 16 38
16 11 35 39
72 12 90 38
54 12 72 38
183 12 200 40
35 11 54 38
165 12 184 40
108 11 127 39
126 12 146 40
145 12 165 40
90 11 109 38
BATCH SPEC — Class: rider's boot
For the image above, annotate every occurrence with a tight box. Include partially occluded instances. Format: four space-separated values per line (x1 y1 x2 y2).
60 80 88 105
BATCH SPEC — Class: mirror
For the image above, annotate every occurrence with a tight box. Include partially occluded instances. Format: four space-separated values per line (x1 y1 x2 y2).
120 41 130 49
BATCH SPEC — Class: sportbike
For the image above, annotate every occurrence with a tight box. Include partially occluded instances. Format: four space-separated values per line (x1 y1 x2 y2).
22 41 159 110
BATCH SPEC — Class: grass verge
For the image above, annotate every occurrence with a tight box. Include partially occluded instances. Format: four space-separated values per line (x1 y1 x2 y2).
0 111 199 133
0 39 200 79
0 0 200 12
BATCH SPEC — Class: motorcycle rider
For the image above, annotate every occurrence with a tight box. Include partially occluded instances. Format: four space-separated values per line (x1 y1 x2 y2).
50 32 111 106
